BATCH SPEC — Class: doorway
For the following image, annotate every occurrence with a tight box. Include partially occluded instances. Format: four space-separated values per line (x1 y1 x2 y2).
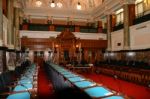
64 50 70 61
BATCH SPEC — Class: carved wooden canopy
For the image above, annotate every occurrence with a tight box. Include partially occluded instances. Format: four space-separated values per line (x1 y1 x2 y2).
56 29 76 41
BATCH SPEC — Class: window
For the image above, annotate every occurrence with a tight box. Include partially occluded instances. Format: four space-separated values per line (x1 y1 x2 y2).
115 8 124 25
135 0 144 17
143 0 150 11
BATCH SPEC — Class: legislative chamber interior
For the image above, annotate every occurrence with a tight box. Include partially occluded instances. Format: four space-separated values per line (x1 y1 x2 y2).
0 0 150 99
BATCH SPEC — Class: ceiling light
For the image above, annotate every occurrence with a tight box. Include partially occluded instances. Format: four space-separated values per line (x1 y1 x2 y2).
77 2 81 10
57 2 62 8
35 0 42 7
50 0 55 8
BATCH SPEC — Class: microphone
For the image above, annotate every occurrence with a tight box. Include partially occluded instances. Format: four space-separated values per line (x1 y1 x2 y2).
19 83 32 94
19 83 37 98
113 75 123 95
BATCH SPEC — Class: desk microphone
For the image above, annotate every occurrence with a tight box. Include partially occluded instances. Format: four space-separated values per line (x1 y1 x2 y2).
113 75 123 95
19 83 37 98
19 84 31 94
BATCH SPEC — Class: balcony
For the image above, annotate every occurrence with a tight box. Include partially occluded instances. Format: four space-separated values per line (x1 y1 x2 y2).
113 22 124 31
133 13 150 25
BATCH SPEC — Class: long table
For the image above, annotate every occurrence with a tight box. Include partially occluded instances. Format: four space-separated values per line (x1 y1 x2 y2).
46 62 128 99
6 64 38 99
67 65 94 73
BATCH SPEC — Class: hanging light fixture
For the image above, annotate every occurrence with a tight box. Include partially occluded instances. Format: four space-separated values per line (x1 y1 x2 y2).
35 0 42 7
77 2 81 10
57 2 63 8
50 0 55 8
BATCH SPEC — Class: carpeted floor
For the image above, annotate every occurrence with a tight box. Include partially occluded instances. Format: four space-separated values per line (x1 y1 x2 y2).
37 61 150 99
82 73 150 99
38 66 55 99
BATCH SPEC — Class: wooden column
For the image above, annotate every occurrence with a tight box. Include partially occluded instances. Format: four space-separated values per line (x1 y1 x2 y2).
22 23 28 30
2 0 7 16
123 4 130 50
0 0 3 46
123 0 135 50
98 21 102 33
49 25 55 31
0 47 7 72
75 26 80 32
107 15 112 51
128 4 135 26
14 8 20 49
7 0 14 47
111 14 116 31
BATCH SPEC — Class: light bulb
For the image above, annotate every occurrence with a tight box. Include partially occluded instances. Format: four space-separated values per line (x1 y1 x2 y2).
57 2 62 8
77 2 81 10
50 1 55 8
35 0 42 7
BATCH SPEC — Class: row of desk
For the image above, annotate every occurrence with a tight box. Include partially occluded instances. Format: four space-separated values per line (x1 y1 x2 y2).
6 64 38 99
46 62 128 99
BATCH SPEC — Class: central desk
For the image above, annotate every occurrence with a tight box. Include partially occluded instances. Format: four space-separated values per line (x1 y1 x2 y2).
46 62 127 99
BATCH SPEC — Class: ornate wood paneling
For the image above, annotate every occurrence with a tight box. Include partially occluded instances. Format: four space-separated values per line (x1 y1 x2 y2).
21 38 54 50
21 30 107 63
79 39 107 48
129 4 135 26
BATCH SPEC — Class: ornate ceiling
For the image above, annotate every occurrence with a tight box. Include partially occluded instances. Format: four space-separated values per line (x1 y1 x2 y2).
18 0 103 21
24 0 102 11
17 0 135 22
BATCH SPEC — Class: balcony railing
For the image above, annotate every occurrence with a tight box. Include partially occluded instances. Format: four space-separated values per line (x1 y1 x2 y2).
28 24 49 31
133 13 150 25
113 22 124 31
21 24 100 33
80 27 98 33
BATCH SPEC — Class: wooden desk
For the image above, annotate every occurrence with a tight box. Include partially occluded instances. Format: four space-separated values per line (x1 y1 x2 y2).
68 66 94 73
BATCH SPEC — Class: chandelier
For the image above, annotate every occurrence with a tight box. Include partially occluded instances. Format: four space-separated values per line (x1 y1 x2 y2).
77 2 81 10
35 0 82 10
35 0 42 7
50 0 62 8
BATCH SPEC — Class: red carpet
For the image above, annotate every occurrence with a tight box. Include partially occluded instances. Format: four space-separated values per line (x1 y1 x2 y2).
38 66 55 99
82 73 150 99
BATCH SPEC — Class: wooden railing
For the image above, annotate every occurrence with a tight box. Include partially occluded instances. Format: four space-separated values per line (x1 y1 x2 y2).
95 66 150 86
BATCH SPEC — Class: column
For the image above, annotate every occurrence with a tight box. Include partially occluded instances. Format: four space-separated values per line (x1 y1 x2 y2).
123 0 135 50
49 25 55 31
0 0 3 46
14 7 20 49
75 26 80 32
106 14 112 51
7 0 14 48
111 14 116 31
123 4 130 50
98 21 102 33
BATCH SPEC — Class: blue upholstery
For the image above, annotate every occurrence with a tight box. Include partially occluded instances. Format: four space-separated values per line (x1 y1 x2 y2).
102 95 124 99
74 81 96 88
68 77 85 82
84 86 113 98
7 92 30 99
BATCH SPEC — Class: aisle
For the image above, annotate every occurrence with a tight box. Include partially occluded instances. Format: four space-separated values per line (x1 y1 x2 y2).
38 65 55 99
82 73 150 99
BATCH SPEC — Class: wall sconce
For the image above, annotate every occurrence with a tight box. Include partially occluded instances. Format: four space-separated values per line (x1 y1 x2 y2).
75 44 79 53
54 44 58 53
76 44 79 48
